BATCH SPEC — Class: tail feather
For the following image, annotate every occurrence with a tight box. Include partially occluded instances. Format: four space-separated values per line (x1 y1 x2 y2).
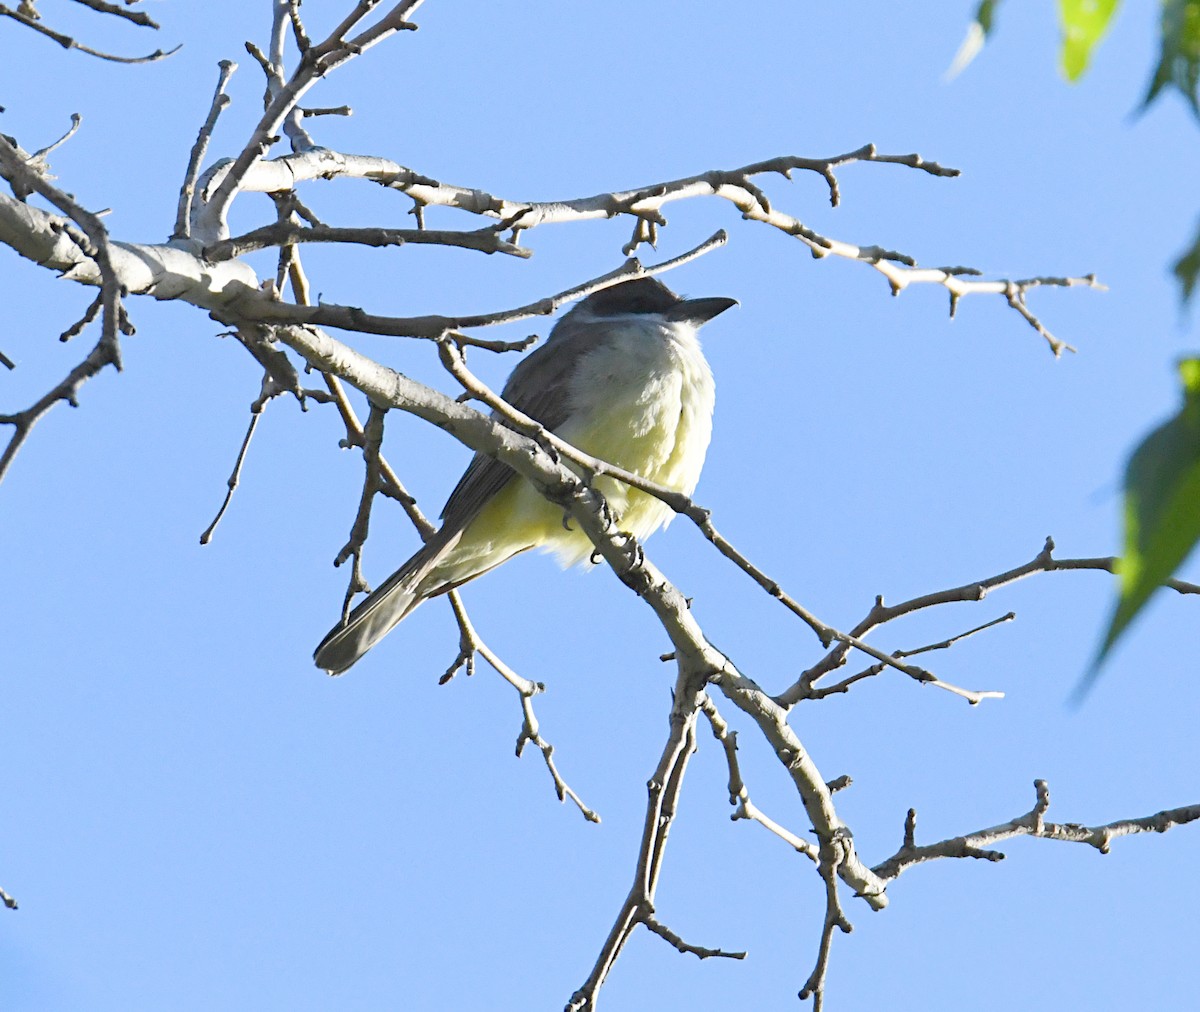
313 533 457 675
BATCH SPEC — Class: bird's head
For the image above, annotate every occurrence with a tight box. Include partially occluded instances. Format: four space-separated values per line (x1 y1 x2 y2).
575 276 737 327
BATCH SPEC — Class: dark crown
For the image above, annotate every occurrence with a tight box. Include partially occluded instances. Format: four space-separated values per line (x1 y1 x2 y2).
583 277 680 316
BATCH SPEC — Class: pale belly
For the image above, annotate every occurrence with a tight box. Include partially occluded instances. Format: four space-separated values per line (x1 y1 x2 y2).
420 321 715 591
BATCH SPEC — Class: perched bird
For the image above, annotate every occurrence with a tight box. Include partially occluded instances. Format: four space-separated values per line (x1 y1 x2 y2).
314 276 736 674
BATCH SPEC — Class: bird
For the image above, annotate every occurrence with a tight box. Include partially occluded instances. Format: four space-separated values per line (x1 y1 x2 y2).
313 275 737 674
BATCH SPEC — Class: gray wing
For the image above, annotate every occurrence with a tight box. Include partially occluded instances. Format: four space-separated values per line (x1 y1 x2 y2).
439 316 608 531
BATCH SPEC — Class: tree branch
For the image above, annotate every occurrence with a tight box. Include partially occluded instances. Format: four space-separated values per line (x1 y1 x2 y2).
782 536 1200 707
194 0 424 240
69 0 159 29
174 60 237 241
443 594 598 822
568 671 712 1009
0 134 130 483
204 221 531 261
700 695 819 860
0 3 177 62
872 780 1200 883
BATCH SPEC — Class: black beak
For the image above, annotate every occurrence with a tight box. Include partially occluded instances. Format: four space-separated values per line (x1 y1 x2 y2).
665 296 738 325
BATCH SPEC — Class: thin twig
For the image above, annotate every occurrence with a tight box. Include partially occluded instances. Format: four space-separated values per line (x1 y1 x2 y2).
197 0 424 238
334 403 388 622
799 831 854 1011
205 221 530 261
700 695 818 860
30 113 82 162
0 333 117 484
285 0 311 52
447 594 599 822
69 0 159 29
872 780 1200 883
174 60 237 240
805 612 1016 700
0 5 178 62
0 136 127 484
643 915 746 961
301 105 352 118
568 671 711 1009
783 536 1200 706
199 376 276 545
59 293 104 342
285 251 433 537
233 230 729 338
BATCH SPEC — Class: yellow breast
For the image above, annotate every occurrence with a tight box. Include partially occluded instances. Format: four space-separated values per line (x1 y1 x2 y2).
421 316 715 588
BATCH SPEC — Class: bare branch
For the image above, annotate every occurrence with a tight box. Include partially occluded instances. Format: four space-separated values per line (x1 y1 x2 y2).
872 780 1200 884
783 536 1200 706
30 113 82 162
1044 552 1200 595
301 104 352 119
799 831 855 1011
68 0 159 29
0 4 178 62
0 330 118 484
375 144 956 228
445 594 599 822
333 402 388 622
805 613 1016 700
642 914 746 961
700 695 818 861
569 673 709 1010
373 145 1090 352
944 273 1104 357
231 230 728 338
285 0 312 53
199 375 279 545
0 134 133 483
174 60 237 240
324 0 392 45
184 139 1092 352
284 247 438 541
196 0 425 239
266 0 317 152
205 221 531 261
708 669 889 913
446 331 540 354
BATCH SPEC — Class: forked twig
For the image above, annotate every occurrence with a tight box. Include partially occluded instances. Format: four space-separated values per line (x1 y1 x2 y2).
445 594 598 822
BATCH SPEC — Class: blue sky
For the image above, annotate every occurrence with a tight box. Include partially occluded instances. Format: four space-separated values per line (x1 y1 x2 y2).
2 2 1198 1010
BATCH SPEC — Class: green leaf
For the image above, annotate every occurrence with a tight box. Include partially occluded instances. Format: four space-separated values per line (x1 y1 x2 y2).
1059 0 1121 81
946 0 1004 80
976 0 1000 35
1173 220 1200 302
1142 0 1200 118
1089 359 1200 684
